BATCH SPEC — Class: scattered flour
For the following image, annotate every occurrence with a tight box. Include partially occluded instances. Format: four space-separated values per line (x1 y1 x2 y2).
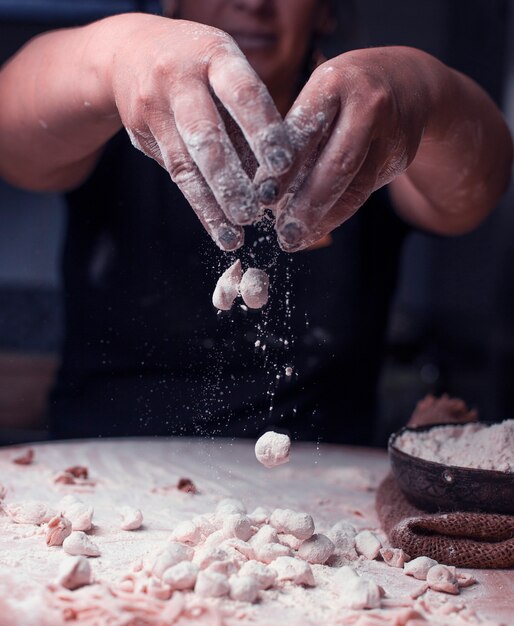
0 440 501 626
394 420 514 472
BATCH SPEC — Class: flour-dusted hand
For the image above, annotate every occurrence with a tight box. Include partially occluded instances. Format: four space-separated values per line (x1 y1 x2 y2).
0 14 293 252
267 47 512 251
106 15 292 250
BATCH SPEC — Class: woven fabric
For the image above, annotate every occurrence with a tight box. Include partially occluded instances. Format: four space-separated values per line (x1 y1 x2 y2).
376 474 514 568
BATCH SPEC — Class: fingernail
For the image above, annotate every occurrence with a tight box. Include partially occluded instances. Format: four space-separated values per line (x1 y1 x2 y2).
258 179 279 205
280 220 306 247
266 148 291 174
217 227 243 251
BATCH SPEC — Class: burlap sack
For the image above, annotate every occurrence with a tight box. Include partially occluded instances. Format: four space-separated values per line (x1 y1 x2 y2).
376 473 514 568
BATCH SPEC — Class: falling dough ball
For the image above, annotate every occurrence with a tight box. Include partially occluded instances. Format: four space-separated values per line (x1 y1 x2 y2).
212 259 242 310
255 431 291 468
239 268 269 309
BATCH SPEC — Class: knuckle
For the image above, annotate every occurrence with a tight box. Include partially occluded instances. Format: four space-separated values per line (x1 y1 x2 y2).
133 90 155 113
168 153 198 186
341 185 370 209
332 149 361 178
367 86 393 117
231 78 267 109
180 119 223 153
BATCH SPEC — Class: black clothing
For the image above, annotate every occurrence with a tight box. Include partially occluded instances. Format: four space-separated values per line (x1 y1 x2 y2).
50 131 408 444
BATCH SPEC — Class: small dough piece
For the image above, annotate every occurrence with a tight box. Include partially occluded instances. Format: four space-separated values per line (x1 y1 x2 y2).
380 547 410 568
239 268 269 309
195 569 230 598
6 501 56 525
269 509 315 541
169 519 202 545
222 514 253 541
355 530 382 560
212 260 242 310
62 531 100 557
327 521 358 561
251 525 279 547
404 556 438 580
269 556 315 586
162 561 199 591
255 542 292 564
57 556 92 590
193 546 231 570
339 577 382 610
61 501 94 532
426 564 460 594
297 533 335 564
229 574 259 603
147 578 172 601
238 560 277 590
255 431 291 468
248 507 269 525
120 506 143 531
152 543 194 579
278 533 303 551
334 566 381 610
46 514 73 547
215 498 247 517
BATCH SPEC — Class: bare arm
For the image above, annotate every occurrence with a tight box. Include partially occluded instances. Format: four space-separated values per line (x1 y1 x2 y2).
265 47 513 250
0 13 293 251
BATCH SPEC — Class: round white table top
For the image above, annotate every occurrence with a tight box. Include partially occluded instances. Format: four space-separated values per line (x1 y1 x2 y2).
0 438 512 625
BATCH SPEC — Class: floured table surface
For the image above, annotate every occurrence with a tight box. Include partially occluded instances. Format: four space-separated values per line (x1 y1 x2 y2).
0 438 512 625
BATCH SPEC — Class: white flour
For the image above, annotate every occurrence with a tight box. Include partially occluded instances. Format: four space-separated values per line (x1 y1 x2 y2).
394 420 514 472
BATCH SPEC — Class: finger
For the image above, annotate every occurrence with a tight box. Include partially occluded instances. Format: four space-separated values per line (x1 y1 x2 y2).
276 103 376 250
254 79 340 207
144 117 244 251
170 82 260 226
208 53 293 176
280 141 386 252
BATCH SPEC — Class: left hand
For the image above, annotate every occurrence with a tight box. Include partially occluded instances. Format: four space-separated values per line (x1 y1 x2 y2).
268 47 432 251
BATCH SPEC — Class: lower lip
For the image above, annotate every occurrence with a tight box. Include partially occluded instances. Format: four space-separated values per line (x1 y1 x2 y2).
232 34 276 51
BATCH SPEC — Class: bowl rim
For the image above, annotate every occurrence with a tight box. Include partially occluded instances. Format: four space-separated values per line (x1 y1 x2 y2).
388 421 514 480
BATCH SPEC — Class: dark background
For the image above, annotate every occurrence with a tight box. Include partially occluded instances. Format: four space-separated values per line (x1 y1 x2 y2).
0 0 513 443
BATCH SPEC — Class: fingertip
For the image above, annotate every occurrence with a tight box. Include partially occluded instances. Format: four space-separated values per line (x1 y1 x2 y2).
215 225 245 251
257 178 279 206
264 147 292 175
276 217 308 252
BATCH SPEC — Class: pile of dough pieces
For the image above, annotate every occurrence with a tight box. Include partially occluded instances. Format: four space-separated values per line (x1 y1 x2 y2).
6 494 475 608
212 260 269 311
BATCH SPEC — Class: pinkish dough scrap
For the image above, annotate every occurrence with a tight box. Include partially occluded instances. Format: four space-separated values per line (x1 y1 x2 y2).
255 431 291 468
212 259 242 311
239 268 269 309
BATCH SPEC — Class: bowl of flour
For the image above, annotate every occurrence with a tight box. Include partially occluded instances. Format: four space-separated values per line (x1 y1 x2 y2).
388 420 514 514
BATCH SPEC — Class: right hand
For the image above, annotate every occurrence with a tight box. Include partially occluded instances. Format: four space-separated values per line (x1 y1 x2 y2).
106 14 292 251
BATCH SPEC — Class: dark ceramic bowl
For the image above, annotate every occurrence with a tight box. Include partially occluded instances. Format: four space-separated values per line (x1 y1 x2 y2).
388 422 514 514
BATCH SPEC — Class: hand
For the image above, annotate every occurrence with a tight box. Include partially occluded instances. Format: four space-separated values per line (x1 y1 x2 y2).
107 15 292 251
270 47 430 251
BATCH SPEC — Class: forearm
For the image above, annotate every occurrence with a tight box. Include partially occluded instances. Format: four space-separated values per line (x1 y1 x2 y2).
0 16 136 191
390 48 513 234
